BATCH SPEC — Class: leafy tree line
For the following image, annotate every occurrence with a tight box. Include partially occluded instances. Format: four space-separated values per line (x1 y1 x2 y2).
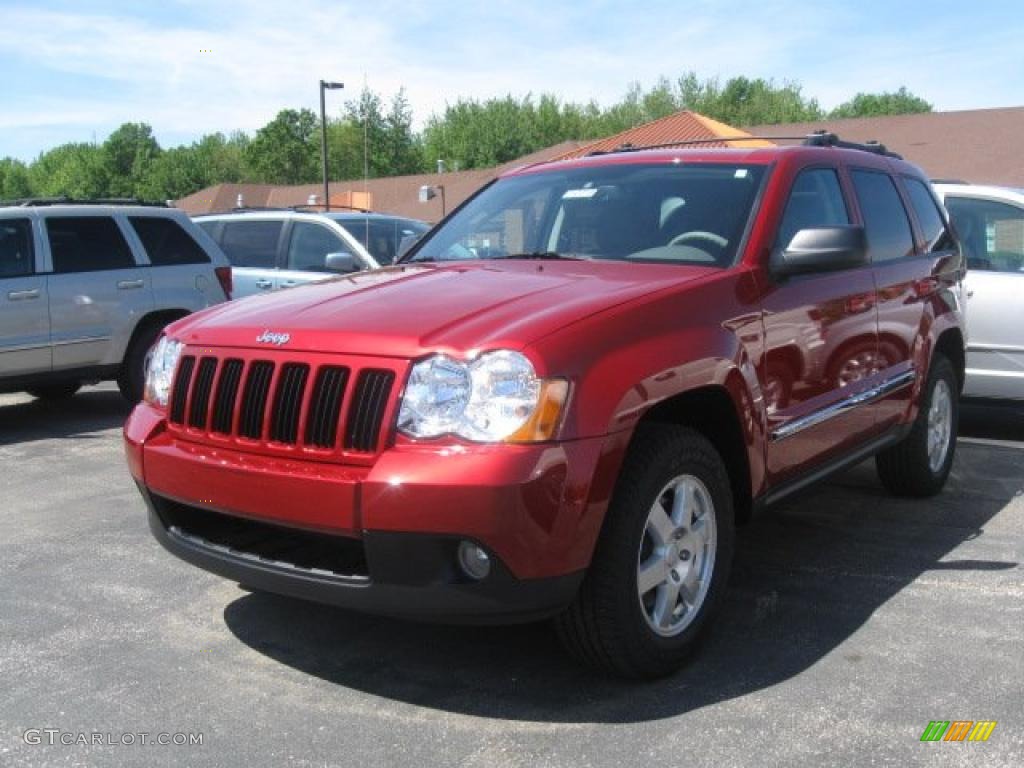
0 75 932 202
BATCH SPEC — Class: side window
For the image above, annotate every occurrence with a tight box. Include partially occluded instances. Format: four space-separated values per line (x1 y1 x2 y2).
336 218 370 250
220 221 282 269
903 179 955 253
46 216 135 274
776 168 850 248
129 216 210 266
0 218 34 278
945 196 1024 273
196 220 219 239
286 222 353 272
850 170 914 262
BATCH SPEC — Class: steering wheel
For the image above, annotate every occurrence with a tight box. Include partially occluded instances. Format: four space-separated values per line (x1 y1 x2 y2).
668 231 728 248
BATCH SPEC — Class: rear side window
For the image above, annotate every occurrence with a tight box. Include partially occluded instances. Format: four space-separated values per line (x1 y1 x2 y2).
851 170 914 262
776 168 850 249
129 216 210 266
904 179 955 253
220 221 282 269
46 216 135 273
945 196 1024 273
0 218 34 278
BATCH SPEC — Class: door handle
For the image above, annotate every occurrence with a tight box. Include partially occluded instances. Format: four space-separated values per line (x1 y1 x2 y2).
7 288 40 300
117 279 145 290
966 289 975 298
256 279 273 290
281 280 296 287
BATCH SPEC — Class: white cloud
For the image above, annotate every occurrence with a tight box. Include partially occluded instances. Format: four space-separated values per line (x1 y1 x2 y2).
0 0 1021 160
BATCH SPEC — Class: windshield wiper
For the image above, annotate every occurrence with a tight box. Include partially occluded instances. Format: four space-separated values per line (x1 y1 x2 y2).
496 251 591 261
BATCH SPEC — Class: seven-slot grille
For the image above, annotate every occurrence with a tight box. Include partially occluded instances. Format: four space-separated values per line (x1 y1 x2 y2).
168 351 397 457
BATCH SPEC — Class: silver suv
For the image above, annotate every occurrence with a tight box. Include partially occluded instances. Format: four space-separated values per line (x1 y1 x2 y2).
0 201 231 401
194 210 429 298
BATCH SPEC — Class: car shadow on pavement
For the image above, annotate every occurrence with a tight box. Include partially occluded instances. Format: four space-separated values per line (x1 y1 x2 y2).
223 411 1022 723
0 387 131 446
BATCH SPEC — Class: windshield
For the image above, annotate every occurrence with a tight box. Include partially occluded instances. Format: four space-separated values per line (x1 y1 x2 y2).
332 216 429 265
408 162 766 266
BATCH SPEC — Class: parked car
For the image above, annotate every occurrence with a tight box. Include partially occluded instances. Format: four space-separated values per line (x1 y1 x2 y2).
0 200 231 401
195 210 426 299
126 136 965 678
934 183 1024 400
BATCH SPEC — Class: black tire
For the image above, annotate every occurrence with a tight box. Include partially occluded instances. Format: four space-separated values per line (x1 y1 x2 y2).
555 424 734 679
875 354 958 497
118 322 165 402
26 381 81 400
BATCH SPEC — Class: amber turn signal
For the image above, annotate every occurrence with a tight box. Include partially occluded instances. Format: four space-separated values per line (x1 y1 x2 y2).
506 379 570 443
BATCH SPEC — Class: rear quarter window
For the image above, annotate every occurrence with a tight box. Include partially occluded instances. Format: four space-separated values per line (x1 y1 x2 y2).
130 216 211 266
0 218 34 278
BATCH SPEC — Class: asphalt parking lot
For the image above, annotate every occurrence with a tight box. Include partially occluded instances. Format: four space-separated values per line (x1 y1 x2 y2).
1 384 1021 768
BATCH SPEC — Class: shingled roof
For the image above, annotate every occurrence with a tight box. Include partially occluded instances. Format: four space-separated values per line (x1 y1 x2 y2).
743 106 1024 186
553 110 775 160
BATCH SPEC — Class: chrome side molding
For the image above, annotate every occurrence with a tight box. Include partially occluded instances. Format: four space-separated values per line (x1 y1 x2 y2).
770 369 916 442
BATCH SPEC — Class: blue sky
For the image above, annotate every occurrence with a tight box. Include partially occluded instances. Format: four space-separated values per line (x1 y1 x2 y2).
2 0 1023 162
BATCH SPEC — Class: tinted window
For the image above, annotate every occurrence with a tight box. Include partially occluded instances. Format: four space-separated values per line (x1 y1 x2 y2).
776 168 850 249
904 179 955 253
0 218 34 278
46 216 135 273
196 220 219 238
130 216 210 266
286 222 352 271
945 196 1024 273
851 170 914 262
220 221 282 269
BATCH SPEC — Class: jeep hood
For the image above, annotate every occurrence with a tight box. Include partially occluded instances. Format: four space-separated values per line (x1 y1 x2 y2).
170 260 715 359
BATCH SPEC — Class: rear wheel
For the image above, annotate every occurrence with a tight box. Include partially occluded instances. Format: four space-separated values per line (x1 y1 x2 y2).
26 381 81 400
118 322 166 402
875 354 958 497
555 424 734 679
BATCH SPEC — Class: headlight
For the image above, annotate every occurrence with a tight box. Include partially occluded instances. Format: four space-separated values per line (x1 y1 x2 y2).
143 336 184 407
398 351 568 442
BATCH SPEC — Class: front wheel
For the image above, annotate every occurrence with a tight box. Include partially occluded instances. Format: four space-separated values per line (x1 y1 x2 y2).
118 323 165 402
555 424 734 679
875 355 958 497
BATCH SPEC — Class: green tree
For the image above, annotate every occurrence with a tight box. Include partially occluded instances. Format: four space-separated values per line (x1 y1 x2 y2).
676 72 823 125
103 122 162 197
0 158 33 199
243 108 319 184
28 143 110 198
829 87 932 118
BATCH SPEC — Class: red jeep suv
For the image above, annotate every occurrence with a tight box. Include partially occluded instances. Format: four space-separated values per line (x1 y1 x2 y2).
125 135 965 678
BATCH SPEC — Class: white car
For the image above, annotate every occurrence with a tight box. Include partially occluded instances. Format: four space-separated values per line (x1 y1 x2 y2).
935 183 1024 400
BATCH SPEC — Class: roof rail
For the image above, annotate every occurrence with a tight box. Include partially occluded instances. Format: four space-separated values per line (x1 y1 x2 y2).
930 178 969 185
579 132 903 159
1 196 168 208
801 130 903 159
292 204 373 214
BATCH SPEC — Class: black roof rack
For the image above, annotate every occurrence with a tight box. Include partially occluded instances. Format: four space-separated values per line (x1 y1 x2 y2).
800 130 903 159
205 204 375 215
582 131 903 159
1 196 168 208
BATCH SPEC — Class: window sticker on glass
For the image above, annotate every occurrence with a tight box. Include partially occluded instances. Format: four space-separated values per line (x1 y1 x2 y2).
563 188 599 199
734 169 749 179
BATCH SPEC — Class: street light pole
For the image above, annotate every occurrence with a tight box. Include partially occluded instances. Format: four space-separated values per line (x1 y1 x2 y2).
319 79 344 211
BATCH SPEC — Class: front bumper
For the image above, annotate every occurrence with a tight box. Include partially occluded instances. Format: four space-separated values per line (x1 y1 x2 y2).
126 403 619 623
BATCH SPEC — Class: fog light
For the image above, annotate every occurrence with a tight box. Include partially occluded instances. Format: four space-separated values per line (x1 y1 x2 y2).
457 540 491 580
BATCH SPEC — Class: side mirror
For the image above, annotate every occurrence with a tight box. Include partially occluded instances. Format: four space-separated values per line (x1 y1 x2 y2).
771 226 868 278
397 233 422 258
324 252 357 274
